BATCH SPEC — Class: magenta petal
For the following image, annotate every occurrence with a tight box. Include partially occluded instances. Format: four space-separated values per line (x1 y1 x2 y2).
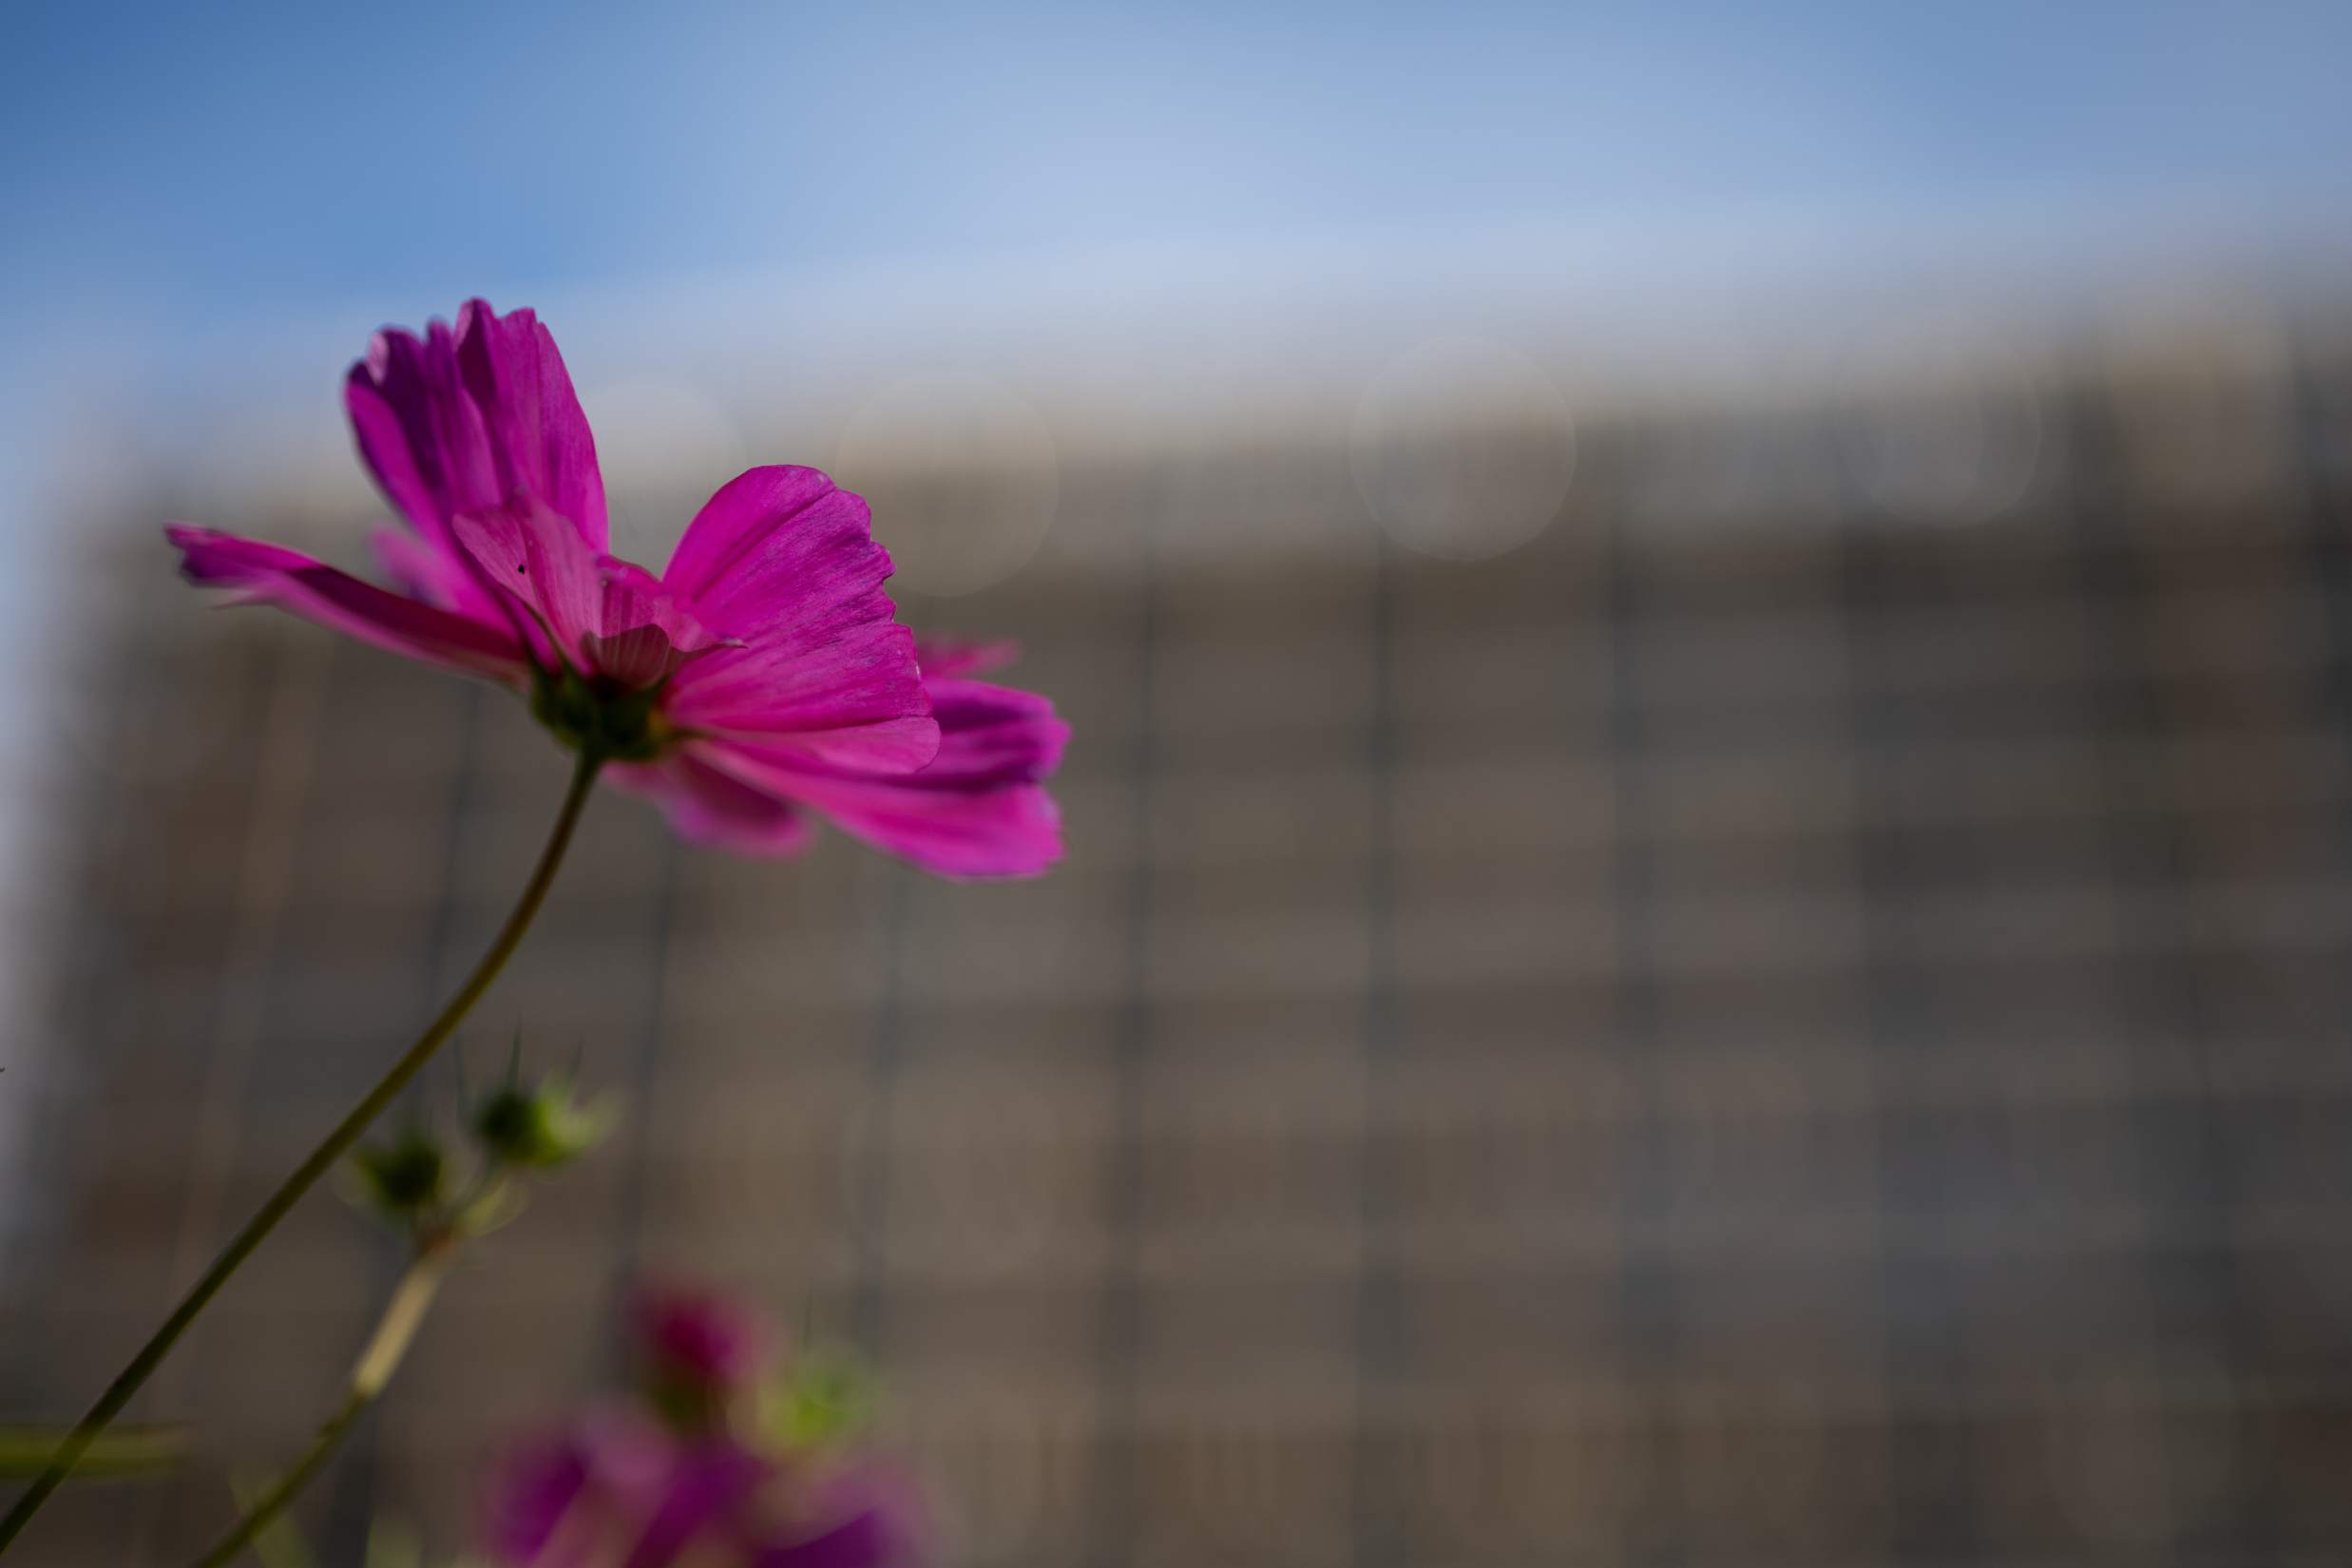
604 750 814 857
460 506 729 682
902 679 1065 785
681 696 936 775
483 1414 705 1568
456 500 603 661
660 467 933 764
598 559 722 647
371 525 484 612
586 559 731 685
753 1506 903 1568
453 299 609 550
621 1444 769 1568
702 679 1068 879
762 769 1062 880
167 525 528 683
480 1436 592 1566
661 467 859 618
753 1466 927 1568
346 299 607 553
588 626 693 690
913 634 1019 679
345 320 491 554
633 1288 774 1390
862 779 1061 879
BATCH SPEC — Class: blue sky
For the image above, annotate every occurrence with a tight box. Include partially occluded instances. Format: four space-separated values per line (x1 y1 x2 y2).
7 0 2350 318
2 0 2348 553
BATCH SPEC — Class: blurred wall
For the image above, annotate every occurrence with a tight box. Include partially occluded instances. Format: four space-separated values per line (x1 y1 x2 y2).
4 305 2352 1565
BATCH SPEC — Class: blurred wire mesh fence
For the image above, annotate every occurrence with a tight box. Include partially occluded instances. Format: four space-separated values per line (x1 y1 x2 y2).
5 307 2352 1566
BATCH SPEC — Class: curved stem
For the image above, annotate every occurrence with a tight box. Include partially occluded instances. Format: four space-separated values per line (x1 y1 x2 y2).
0 751 604 1556
191 1244 454 1568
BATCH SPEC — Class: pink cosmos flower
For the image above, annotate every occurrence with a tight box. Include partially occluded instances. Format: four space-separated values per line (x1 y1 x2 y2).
484 1289 922 1568
638 1287 774 1396
484 1414 922 1568
167 300 1064 877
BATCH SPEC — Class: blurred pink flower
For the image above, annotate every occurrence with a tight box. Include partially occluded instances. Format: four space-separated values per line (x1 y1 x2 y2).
168 300 1063 878
486 1289 921 1568
637 1287 774 1396
483 1413 922 1568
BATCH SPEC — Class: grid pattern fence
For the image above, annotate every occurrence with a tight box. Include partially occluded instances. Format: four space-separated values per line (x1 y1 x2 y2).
5 337 2352 1566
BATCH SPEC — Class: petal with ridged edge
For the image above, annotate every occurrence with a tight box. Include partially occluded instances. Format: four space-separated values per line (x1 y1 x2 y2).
660 466 932 767
345 298 606 554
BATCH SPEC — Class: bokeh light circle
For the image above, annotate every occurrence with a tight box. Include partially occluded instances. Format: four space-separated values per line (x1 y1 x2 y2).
1349 337 1576 561
1836 322 2046 526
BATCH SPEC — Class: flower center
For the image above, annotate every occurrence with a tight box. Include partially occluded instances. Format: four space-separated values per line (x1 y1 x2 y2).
529 664 679 762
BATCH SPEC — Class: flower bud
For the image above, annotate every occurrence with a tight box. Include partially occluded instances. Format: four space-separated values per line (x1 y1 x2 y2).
766 1348 875 1451
472 1074 616 1171
637 1288 773 1434
352 1128 449 1220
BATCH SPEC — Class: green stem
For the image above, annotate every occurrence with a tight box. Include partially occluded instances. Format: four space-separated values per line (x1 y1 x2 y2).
0 751 604 1556
192 1244 454 1568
